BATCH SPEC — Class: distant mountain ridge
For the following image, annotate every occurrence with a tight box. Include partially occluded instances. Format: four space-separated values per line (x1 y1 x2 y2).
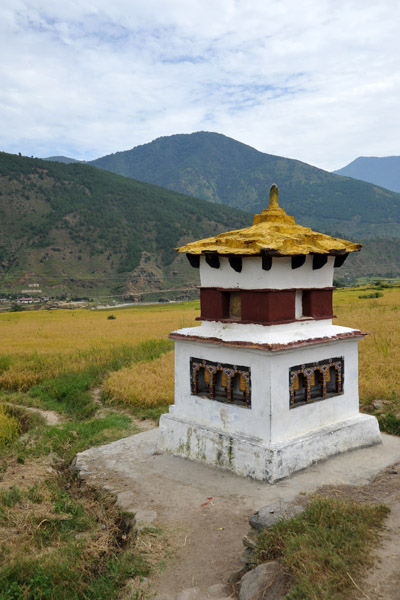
333 156 400 194
88 132 400 239
3 137 400 296
0 151 250 297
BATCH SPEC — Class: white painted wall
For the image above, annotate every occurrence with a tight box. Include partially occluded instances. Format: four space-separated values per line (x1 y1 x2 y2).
172 340 272 442
199 255 335 290
170 336 361 446
268 339 360 443
295 290 303 318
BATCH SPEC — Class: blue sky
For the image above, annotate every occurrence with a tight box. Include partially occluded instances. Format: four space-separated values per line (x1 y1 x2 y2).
1 0 399 171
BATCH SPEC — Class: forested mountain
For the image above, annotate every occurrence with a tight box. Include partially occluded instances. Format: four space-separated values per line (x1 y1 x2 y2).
1 148 400 299
89 132 400 239
334 156 400 194
0 152 250 298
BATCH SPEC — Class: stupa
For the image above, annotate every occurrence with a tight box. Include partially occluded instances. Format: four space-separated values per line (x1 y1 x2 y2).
158 184 381 482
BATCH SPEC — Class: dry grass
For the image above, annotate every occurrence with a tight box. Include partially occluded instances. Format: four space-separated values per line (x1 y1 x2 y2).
0 459 150 599
1 290 399 417
103 350 175 408
0 405 19 448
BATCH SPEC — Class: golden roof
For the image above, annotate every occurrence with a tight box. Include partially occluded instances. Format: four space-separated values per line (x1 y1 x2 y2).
177 184 361 256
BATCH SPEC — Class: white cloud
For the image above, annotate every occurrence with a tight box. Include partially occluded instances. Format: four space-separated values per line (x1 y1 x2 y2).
1 0 399 169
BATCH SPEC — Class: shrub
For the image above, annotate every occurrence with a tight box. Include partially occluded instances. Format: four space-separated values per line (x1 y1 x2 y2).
10 304 24 312
358 291 384 299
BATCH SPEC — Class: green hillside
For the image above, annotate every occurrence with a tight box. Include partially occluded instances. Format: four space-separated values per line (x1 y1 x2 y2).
341 237 400 281
90 132 400 239
0 152 251 298
1 149 400 297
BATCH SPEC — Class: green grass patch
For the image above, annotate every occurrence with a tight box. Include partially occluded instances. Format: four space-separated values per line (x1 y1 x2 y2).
26 484 43 504
15 413 136 463
27 338 172 419
32 513 90 549
0 550 150 600
30 370 98 419
256 496 389 600
121 403 170 422
0 357 11 375
32 481 92 548
99 338 173 371
0 485 22 509
358 291 384 299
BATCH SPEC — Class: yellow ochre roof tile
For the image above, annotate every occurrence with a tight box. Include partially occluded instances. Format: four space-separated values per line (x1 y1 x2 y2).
177 184 361 256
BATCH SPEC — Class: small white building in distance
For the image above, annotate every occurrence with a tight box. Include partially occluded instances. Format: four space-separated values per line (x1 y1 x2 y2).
158 185 381 482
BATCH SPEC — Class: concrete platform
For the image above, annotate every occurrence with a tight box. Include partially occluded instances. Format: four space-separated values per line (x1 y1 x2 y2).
75 428 400 505
158 412 381 482
73 429 400 598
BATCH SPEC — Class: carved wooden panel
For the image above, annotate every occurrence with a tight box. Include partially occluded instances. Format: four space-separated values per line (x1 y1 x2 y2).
190 357 251 408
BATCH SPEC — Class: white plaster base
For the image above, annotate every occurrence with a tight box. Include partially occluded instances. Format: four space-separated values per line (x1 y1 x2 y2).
158 413 381 483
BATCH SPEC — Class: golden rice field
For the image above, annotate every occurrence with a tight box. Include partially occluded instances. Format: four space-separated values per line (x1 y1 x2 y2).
0 288 399 414
104 350 175 408
0 302 197 391
0 302 197 355
334 286 400 407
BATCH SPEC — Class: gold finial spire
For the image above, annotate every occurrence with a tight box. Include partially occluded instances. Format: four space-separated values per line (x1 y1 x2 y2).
268 184 279 209
252 183 294 225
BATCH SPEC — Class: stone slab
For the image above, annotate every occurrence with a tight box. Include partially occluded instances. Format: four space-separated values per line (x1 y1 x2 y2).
239 562 286 600
249 499 304 532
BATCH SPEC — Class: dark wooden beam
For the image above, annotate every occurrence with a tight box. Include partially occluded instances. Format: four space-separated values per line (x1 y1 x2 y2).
229 255 242 273
312 254 328 270
334 253 349 268
186 254 200 268
291 255 306 269
261 253 273 271
205 253 220 269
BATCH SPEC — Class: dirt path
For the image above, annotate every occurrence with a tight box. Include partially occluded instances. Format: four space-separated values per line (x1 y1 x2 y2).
6 403 62 425
74 430 400 599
